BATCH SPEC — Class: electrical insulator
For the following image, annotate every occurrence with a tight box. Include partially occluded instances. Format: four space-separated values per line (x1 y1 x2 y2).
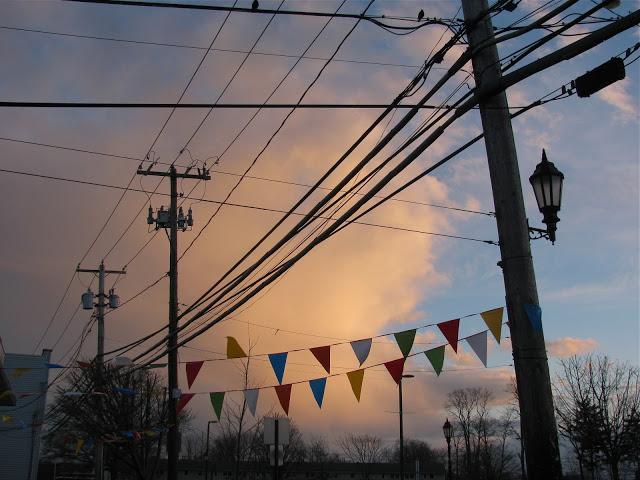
187 208 193 227
177 207 186 231
81 289 94 310
108 288 120 309
147 206 154 225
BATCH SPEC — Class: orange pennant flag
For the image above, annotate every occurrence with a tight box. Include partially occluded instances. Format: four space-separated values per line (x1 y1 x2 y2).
226 337 247 359
346 369 365 402
480 308 504 343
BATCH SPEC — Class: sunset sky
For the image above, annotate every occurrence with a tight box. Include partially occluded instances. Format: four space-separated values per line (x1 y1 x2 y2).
0 0 638 449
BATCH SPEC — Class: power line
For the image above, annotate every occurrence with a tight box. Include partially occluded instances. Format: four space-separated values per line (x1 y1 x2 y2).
0 135 493 216
0 167 495 243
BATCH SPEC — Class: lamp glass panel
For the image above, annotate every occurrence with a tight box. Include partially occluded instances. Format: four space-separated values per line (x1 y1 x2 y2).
532 179 545 210
551 174 562 208
542 175 552 207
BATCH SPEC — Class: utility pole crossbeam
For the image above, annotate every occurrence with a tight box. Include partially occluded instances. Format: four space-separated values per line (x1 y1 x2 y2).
137 164 210 480
77 262 126 480
460 1 563 478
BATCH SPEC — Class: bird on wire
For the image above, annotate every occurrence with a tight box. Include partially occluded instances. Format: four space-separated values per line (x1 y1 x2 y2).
418 9 425 21
252 0 259 10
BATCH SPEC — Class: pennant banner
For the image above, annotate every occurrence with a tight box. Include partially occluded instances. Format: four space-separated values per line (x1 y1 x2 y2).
274 384 292 415
2 415 12 423
425 346 445 376
310 346 331 374
10 368 31 380
114 387 137 397
75 438 85 455
268 352 288 384
45 363 64 369
210 392 225 421
186 361 204 389
176 393 195 415
384 358 406 385
309 378 326 408
347 369 365 402
437 319 460 353
524 304 542 331
244 389 259 417
481 307 504 343
394 329 416 358
77 361 91 369
227 337 247 359
466 331 488 367
350 339 372 366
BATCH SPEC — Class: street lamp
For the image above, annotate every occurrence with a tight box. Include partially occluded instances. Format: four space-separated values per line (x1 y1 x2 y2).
442 418 453 480
528 149 564 244
399 374 414 480
204 420 218 480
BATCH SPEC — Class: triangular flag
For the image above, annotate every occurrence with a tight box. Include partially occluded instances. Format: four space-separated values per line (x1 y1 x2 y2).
350 339 372 366
185 361 204 389
274 384 292 415
2 415 12 423
424 346 445 376
227 337 247 359
75 438 85 455
176 393 195 415
10 368 31 379
437 319 460 353
346 369 365 402
114 387 137 396
0 391 13 401
268 352 288 384
244 389 259 416
384 358 406 385
524 304 542 331
45 363 65 369
394 329 417 358
310 346 331 374
77 361 91 369
466 331 488 367
309 378 326 408
209 392 225 421
481 308 504 343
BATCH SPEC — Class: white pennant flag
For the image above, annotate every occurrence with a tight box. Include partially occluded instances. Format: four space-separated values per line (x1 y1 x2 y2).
466 331 488 367
244 389 259 417
350 339 372 366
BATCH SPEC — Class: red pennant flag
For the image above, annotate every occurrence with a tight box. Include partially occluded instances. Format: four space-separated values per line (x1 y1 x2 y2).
437 319 460 353
176 393 195 415
384 358 406 385
310 346 331 374
185 361 205 389
77 361 91 369
274 384 292 415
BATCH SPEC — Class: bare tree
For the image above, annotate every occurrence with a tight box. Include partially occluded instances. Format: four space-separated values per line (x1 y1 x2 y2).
554 354 640 480
337 432 384 478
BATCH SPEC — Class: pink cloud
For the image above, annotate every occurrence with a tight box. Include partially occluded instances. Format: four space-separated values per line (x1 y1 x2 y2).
546 337 599 358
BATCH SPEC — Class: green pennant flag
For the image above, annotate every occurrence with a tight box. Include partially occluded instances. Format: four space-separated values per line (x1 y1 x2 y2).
394 329 417 358
425 346 445 376
209 392 225 421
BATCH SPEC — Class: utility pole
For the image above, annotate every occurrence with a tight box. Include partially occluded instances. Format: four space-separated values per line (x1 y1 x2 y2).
78 261 126 480
460 0 562 477
138 164 211 480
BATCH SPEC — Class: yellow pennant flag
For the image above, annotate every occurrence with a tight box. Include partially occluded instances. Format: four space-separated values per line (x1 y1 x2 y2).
2 415 12 423
75 438 85 455
481 307 504 343
346 369 365 402
226 337 247 359
10 368 31 380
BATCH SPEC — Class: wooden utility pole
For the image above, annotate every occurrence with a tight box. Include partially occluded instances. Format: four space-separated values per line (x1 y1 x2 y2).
460 0 563 477
77 261 126 480
137 164 210 480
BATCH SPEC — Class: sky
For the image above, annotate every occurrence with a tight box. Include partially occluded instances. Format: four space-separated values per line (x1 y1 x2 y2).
0 0 638 452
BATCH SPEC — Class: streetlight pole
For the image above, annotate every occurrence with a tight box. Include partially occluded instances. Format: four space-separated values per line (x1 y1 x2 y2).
398 374 414 479
442 419 452 480
204 420 217 480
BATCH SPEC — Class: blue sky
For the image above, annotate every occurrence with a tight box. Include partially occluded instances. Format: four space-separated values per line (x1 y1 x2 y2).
0 0 638 447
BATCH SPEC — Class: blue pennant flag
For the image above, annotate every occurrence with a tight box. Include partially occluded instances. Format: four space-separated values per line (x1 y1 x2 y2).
309 378 326 408
524 303 542 331
268 352 288 384
114 387 137 396
45 363 65 369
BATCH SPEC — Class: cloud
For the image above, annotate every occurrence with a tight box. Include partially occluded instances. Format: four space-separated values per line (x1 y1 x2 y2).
598 78 637 122
546 337 598 358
